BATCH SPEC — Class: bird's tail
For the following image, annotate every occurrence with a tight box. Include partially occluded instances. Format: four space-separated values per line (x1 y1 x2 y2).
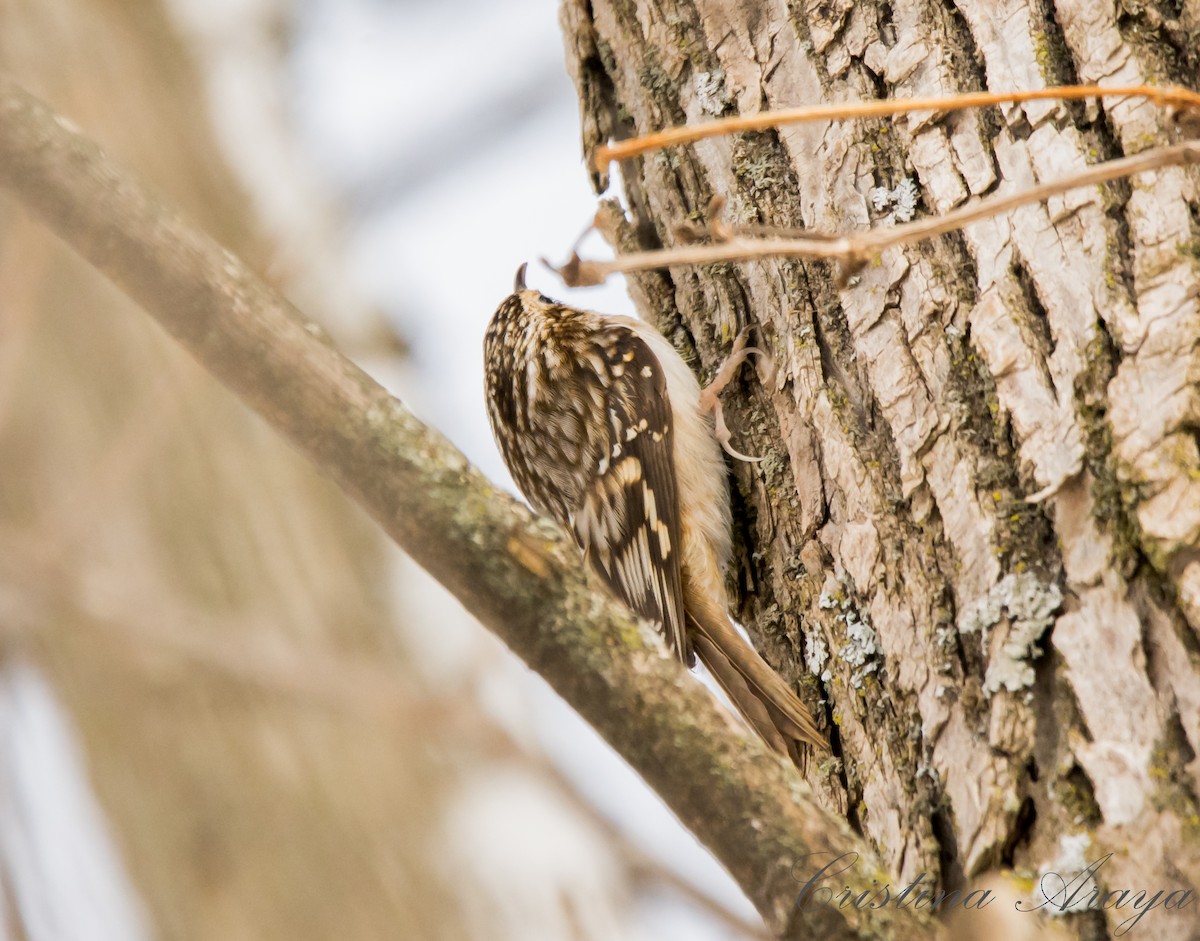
686 600 828 767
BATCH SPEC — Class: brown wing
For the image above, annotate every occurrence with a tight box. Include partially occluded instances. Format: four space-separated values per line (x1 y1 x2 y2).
570 327 691 664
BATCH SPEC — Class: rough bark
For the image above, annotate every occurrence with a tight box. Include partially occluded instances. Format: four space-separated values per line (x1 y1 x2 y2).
560 0 1200 938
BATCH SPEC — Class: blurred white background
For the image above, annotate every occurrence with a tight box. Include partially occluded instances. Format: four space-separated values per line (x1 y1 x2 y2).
173 0 763 938
0 0 767 936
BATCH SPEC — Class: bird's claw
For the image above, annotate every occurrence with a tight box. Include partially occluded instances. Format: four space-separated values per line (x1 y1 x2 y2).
700 327 770 464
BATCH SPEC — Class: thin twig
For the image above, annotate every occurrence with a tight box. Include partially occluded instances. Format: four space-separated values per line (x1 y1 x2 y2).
594 83 1200 171
558 141 1200 286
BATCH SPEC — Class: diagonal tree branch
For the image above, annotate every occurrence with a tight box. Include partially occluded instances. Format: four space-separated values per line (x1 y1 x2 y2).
0 79 936 939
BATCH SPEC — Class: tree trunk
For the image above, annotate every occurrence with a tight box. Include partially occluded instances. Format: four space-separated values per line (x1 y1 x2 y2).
561 0 1200 937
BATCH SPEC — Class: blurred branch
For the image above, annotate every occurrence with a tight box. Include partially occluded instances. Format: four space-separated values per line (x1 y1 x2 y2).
0 78 934 940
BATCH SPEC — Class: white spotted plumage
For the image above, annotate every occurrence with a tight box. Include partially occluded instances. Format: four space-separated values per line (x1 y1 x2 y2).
484 266 827 761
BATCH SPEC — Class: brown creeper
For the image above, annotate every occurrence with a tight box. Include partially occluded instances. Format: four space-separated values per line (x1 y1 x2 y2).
484 265 827 763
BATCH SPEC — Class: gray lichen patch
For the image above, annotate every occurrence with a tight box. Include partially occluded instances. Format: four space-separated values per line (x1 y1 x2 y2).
693 68 731 116
805 627 830 683
869 176 920 225
1033 832 1096 916
821 587 881 688
958 572 1063 695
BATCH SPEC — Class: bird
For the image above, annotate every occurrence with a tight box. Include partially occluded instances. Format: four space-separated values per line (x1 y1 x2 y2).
484 264 828 764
